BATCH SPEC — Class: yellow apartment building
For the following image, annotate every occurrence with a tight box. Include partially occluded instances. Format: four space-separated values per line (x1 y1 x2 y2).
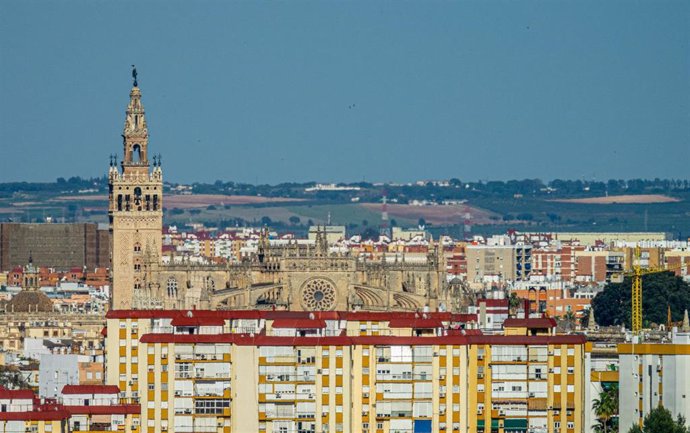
105 310 587 433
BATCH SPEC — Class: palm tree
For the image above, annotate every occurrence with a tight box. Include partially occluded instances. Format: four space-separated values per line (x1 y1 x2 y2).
593 385 619 433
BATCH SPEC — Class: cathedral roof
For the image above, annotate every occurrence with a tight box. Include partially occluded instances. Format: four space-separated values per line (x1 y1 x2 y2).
2 289 54 313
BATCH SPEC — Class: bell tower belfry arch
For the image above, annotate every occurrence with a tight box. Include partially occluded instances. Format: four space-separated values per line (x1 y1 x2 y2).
109 68 163 310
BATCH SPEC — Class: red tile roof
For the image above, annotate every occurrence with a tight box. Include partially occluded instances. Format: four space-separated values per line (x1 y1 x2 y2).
0 409 70 421
61 385 120 395
139 332 585 346
106 309 478 322
478 299 510 307
0 388 36 400
503 318 557 329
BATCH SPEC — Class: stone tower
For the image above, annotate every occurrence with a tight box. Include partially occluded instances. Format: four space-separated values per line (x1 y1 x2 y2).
109 74 163 310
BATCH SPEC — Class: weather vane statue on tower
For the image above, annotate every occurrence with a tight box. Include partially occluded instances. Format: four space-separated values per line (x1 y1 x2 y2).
131 65 138 87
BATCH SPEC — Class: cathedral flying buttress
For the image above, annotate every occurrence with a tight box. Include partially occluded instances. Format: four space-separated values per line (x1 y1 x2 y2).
109 73 454 312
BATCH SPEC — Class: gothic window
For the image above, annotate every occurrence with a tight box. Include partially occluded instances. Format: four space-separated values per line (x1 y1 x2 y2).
133 243 142 254
167 277 178 298
117 195 123 211
206 277 215 290
153 195 159 211
134 279 141 290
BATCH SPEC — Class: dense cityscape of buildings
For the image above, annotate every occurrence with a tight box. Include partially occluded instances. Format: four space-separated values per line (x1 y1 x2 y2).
1 79 689 433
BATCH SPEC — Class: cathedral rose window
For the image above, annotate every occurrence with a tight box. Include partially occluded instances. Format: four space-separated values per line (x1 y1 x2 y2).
300 278 336 311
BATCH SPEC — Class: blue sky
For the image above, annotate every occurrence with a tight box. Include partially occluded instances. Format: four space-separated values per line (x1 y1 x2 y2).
0 0 688 184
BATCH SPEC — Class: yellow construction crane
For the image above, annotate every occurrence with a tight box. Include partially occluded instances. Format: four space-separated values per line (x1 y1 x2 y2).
614 246 687 333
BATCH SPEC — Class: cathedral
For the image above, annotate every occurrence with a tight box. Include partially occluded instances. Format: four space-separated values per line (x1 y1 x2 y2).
109 76 456 312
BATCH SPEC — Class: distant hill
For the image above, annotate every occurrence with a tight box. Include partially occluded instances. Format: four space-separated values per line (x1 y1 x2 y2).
1 177 689 238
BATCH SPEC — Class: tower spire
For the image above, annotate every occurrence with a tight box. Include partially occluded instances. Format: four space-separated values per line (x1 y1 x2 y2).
122 69 149 170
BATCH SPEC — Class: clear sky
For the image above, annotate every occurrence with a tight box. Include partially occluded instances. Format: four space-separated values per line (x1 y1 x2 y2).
0 0 688 185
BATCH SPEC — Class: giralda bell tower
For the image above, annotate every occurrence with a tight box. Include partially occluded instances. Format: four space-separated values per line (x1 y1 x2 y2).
108 68 163 310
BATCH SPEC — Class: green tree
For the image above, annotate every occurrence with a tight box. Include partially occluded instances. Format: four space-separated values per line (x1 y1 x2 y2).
593 384 619 433
0 365 31 389
508 292 522 315
592 272 690 328
627 406 689 433
361 228 379 240
288 216 301 225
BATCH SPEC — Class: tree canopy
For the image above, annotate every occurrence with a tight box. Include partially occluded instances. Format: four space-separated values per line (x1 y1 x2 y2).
592 272 690 329
626 406 689 433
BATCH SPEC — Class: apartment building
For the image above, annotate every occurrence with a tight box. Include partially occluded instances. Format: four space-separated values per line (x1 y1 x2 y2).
466 245 533 285
61 385 140 433
105 310 587 433
0 385 139 433
511 282 591 319
530 245 584 283
0 387 69 433
574 250 624 284
618 331 690 431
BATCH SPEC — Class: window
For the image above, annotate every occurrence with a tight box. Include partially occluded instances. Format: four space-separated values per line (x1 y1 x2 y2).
167 277 178 298
194 399 230 414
